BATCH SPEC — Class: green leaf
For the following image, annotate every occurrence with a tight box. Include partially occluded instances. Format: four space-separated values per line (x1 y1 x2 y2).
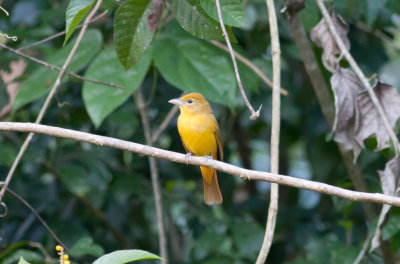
114 0 154 69
299 0 320 34
14 29 102 110
18 257 30 264
366 0 387 27
200 0 244 27
92 249 161 264
171 0 236 41
153 25 236 106
64 0 94 45
70 237 104 258
82 46 152 128
3 250 42 264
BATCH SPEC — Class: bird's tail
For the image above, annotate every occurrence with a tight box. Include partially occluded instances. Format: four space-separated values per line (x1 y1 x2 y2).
200 166 222 205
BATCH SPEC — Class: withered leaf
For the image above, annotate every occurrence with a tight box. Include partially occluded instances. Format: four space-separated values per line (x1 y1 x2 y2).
310 6 350 72
331 68 363 161
331 68 400 162
0 60 27 118
148 0 163 32
355 82 400 152
370 156 400 252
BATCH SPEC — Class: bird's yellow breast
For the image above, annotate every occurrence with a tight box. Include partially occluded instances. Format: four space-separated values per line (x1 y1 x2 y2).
177 113 218 158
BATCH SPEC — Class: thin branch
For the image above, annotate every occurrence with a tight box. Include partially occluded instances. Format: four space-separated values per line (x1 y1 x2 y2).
286 12 379 222
354 233 372 264
134 89 168 264
256 0 281 262
0 0 104 206
3 122 400 207
151 105 178 144
0 43 124 90
16 11 108 51
287 13 395 263
151 92 185 144
215 0 262 120
316 0 400 155
0 184 67 250
209 40 288 96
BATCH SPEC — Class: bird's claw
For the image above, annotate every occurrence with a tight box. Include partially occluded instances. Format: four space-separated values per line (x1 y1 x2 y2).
185 153 192 165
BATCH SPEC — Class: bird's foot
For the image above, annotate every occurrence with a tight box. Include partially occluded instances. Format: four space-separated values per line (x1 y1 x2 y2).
185 152 192 165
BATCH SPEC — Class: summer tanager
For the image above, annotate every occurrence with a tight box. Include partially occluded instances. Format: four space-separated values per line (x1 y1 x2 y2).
169 93 223 205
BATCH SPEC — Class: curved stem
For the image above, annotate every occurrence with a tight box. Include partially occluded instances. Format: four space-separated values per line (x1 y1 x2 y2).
215 0 262 120
256 0 281 262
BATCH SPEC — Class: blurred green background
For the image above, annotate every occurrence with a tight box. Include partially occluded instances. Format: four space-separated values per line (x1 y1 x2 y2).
1 0 400 263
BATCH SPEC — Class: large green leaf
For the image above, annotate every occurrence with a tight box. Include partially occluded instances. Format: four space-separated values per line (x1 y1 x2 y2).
200 0 244 27
153 26 237 106
171 0 236 41
114 0 154 69
64 0 94 45
82 46 152 128
92 250 161 264
14 29 102 110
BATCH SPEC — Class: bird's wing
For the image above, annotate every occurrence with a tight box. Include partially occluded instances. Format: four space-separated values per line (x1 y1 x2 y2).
212 117 223 161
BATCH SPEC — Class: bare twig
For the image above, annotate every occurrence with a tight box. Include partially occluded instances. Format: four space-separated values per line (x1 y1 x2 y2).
316 0 400 155
0 43 124 90
134 89 168 264
3 122 400 206
151 105 178 144
0 0 104 208
16 11 108 51
209 40 288 96
287 12 394 264
0 184 67 250
354 233 372 264
151 92 185 144
215 0 262 120
256 0 281 262
286 13 378 221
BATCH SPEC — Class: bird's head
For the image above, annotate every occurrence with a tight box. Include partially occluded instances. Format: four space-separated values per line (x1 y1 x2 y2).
168 93 213 114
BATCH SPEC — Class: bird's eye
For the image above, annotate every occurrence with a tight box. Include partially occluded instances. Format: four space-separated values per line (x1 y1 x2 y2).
187 99 194 104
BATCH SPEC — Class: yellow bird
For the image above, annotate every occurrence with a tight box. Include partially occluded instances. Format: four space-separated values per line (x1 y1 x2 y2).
169 93 223 205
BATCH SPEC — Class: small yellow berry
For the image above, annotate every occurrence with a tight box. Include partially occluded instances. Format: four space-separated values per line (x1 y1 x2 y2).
56 245 62 251
65 261 71 264
64 254 69 260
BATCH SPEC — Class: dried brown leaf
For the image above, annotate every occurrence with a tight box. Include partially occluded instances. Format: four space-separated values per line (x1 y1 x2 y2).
331 68 363 161
355 82 400 152
331 68 400 162
0 59 27 118
370 156 400 252
310 6 350 72
148 0 163 32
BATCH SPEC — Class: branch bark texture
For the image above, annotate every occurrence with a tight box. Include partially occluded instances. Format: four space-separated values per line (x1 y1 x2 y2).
3 123 400 205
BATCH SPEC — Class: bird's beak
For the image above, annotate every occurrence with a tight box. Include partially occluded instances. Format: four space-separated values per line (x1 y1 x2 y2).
168 98 184 106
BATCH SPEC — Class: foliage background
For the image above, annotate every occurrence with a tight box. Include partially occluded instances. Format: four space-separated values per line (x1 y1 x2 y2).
1 0 400 263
